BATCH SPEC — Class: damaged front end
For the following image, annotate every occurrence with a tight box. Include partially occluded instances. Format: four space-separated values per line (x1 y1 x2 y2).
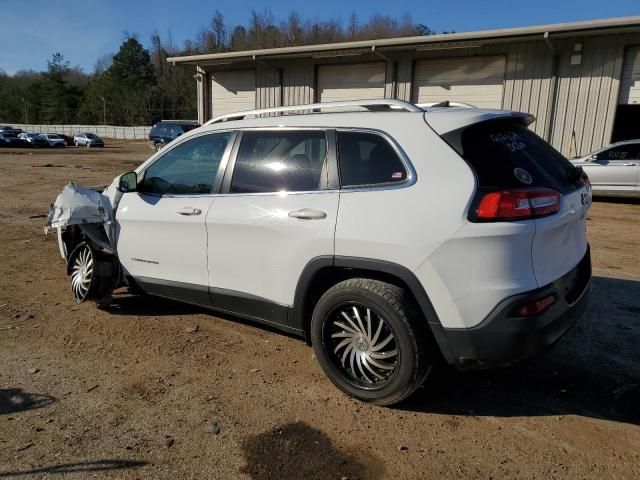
46 181 123 304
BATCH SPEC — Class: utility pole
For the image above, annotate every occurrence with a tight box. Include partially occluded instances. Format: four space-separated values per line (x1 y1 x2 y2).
101 97 106 125
20 97 28 124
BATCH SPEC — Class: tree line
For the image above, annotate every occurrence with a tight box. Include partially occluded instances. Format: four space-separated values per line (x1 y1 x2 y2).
0 10 441 126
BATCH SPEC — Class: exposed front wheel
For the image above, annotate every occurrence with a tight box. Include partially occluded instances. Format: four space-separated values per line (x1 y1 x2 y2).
68 242 95 302
311 278 432 406
66 241 119 304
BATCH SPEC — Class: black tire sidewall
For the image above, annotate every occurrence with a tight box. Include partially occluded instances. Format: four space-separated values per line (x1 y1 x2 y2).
311 283 425 404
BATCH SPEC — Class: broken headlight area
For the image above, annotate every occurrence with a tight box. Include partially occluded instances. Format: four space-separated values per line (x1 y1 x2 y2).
46 182 124 305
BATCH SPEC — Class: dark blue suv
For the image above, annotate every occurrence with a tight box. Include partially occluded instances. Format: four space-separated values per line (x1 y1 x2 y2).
148 120 199 151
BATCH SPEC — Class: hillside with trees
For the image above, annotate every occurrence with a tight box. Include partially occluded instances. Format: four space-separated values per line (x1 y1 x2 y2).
0 10 438 126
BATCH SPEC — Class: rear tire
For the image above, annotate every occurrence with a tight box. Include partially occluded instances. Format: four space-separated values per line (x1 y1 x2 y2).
311 278 432 406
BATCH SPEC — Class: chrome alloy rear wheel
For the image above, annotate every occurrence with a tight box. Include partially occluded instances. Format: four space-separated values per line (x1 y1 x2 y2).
70 243 94 302
325 303 398 386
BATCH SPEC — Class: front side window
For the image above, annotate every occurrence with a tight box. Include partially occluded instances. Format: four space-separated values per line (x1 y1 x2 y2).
230 130 327 193
596 144 639 161
141 132 232 195
337 131 407 187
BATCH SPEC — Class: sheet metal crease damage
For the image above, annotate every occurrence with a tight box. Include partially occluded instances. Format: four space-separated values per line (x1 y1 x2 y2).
45 181 124 304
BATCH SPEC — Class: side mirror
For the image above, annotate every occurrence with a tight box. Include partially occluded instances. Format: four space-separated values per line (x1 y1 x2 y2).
118 171 138 193
587 154 598 162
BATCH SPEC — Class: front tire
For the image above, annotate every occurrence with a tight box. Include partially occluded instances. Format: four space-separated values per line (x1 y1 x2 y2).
68 242 95 302
311 278 432 406
66 241 119 304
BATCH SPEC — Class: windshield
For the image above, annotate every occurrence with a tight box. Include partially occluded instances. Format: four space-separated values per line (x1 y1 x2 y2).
85 133 98 139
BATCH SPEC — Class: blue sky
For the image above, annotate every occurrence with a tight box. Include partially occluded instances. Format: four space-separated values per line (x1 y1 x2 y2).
1 0 639 74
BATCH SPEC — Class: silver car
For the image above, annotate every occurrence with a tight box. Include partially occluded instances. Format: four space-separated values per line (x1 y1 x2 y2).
73 132 104 148
572 140 640 197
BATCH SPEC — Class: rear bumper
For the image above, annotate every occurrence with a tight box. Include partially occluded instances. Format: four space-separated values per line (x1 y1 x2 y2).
442 247 591 369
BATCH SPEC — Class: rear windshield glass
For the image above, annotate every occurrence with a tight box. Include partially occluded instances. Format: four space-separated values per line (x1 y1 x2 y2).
448 119 581 193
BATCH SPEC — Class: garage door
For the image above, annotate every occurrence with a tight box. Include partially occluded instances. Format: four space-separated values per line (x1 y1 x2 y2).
619 46 640 104
317 63 386 103
412 56 506 108
211 70 256 118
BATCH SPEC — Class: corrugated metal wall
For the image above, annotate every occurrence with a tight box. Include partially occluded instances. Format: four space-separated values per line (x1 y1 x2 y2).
203 32 640 156
502 41 555 139
550 35 627 157
282 64 314 105
256 65 281 109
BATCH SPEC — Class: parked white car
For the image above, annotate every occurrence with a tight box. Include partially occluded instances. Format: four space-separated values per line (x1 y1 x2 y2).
40 133 66 147
47 100 592 405
572 140 640 197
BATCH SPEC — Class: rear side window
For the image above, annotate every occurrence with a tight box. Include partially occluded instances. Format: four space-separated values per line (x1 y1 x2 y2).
337 131 407 187
451 119 579 194
230 131 327 193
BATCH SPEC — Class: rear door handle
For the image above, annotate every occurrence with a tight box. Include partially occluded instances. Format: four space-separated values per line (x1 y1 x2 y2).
288 208 327 220
623 163 638 166
177 207 202 216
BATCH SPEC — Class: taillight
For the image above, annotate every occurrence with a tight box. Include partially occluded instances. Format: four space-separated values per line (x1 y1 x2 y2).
474 188 561 221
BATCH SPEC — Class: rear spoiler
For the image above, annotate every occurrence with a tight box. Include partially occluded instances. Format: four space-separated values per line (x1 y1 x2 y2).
424 109 535 136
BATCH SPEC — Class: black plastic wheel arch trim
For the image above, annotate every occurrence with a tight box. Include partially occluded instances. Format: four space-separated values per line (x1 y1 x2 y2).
290 255 457 364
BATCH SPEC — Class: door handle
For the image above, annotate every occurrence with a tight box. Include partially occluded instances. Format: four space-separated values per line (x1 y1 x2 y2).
177 207 202 216
623 163 638 166
288 208 327 220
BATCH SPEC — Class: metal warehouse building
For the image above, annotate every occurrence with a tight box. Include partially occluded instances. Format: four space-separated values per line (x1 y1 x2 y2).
168 16 640 157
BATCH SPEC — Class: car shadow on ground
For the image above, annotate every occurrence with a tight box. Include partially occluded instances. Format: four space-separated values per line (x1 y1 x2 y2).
104 291 303 339
103 277 640 425
404 276 640 425
0 459 147 478
0 389 55 415
240 421 384 480
104 291 205 317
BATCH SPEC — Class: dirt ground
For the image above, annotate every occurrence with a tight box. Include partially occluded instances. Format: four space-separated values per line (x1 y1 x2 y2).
0 142 638 479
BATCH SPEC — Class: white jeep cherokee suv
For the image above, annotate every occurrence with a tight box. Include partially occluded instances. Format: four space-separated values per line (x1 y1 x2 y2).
48 100 592 406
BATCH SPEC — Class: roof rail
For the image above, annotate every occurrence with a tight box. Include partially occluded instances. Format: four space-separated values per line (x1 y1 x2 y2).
205 99 422 125
416 101 477 109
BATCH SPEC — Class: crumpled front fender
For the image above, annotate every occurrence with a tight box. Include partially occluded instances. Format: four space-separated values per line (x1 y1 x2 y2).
46 180 123 255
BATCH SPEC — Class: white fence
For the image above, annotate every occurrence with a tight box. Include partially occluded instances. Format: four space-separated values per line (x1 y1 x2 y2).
4 124 150 140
